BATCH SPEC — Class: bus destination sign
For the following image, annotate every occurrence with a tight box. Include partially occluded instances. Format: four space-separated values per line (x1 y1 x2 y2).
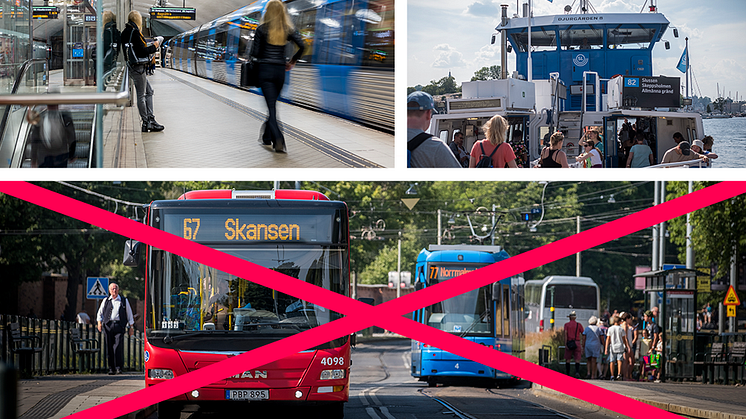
149 7 196 20
33 6 59 19
163 213 333 243
429 265 482 280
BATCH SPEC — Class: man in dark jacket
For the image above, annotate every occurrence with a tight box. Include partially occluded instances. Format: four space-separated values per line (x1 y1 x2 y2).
28 86 76 167
121 10 164 133
96 282 135 374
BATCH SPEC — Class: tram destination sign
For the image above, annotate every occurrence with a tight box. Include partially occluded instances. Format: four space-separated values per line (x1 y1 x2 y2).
33 6 59 19
622 76 680 108
149 7 196 20
162 213 334 243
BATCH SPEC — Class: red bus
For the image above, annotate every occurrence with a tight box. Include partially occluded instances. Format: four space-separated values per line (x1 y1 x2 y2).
124 189 351 418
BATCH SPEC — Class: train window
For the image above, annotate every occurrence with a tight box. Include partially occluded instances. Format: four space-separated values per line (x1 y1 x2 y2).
214 30 227 61
315 0 362 65
294 9 316 62
494 286 503 336
502 285 510 336
360 0 394 68
238 11 260 60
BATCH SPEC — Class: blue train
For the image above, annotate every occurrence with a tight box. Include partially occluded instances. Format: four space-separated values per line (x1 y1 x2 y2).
411 245 525 387
163 0 394 132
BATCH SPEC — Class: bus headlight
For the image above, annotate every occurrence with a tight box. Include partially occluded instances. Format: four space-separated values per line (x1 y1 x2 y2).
148 369 174 379
320 369 346 380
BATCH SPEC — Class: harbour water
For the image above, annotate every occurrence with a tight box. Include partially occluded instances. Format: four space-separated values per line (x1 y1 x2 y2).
703 117 746 168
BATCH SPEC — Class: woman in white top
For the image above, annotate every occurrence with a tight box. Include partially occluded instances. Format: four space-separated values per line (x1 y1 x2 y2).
575 139 603 168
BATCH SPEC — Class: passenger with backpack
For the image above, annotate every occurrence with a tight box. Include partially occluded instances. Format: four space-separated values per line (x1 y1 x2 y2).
121 10 164 133
27 86 77 168
102 11 121 73
407 91 461 168
468 114 518 168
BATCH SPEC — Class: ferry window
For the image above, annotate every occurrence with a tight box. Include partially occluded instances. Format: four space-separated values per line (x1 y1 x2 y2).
361 0 394 68
607 26 655 49
510 27 557 52
237 11 260 60
560 28 603 50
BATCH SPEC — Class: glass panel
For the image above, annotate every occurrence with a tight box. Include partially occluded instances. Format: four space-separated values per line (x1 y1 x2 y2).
148 247 345 339
544 285 597 309
607 26 656 49
511 27 558 52
425 263 493 336
360 0 394 67
560 28 603 50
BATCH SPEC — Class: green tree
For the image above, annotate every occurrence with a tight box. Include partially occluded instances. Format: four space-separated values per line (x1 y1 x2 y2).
713 97 726 113
471 65 501 81
706 104 712 114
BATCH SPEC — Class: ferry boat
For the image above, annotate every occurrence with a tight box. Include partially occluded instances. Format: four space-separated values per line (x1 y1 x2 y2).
428 0 707 168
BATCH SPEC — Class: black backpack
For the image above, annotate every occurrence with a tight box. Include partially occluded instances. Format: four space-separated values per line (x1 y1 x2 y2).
475 142 502 168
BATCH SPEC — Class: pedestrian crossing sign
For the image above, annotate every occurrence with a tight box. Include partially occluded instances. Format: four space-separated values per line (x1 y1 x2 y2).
723 285 740 306
87 277 109 299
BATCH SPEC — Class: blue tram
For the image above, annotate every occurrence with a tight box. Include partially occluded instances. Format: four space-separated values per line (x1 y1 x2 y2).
410 245 525 387
164 0 394 132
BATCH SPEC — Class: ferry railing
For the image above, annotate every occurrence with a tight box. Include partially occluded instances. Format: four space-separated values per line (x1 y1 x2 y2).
647 158 709 169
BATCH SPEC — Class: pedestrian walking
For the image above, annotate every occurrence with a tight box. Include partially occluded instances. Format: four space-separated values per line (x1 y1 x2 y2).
251 0 305 153
97 283 135 375
621 312 637 380
605 315 629 381
563 311 584 378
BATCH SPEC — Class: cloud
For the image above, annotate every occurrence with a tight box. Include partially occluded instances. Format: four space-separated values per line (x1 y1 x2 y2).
465 0 500 16
432 44 468 68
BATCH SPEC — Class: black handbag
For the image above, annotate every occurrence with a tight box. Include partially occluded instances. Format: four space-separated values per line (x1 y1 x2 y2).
241 58 259 87
567 340 577 350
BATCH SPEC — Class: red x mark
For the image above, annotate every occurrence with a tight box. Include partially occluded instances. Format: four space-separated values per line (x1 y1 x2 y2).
2 181 744 419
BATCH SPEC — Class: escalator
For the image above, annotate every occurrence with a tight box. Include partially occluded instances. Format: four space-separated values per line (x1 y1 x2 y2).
19 104 96 168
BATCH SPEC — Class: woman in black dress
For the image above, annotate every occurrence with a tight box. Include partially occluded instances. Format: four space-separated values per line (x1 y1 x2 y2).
251 0 305 153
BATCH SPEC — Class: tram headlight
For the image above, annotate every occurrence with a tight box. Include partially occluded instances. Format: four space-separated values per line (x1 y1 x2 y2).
148 369 174 380
320 369 346 380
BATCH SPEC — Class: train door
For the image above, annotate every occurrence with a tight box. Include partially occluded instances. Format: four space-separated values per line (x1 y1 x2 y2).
225 25 241 85
186 35 194 73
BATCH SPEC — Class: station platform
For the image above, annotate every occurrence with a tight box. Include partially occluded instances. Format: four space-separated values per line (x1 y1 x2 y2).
50 68 394 169
14 370 745 419
534 380 746 419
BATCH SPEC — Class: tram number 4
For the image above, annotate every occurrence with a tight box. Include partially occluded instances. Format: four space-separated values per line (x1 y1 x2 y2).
320 356 345 366
183 218 201 240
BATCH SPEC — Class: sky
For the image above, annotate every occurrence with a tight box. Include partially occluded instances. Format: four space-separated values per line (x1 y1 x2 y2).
407 0 746 100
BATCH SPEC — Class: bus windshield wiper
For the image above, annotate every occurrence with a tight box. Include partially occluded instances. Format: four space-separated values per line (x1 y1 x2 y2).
459 311 488 337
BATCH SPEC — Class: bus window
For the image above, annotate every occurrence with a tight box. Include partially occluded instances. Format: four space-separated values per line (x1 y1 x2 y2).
544 285 597 310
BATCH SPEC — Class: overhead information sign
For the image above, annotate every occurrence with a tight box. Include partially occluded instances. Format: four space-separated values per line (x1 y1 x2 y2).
623 76 680 108
33 6 59 19
149 7 196 20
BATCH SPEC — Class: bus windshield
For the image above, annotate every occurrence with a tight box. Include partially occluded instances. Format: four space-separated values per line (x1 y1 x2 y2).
425 264 492 336
146 245 347 350
544 285 597 309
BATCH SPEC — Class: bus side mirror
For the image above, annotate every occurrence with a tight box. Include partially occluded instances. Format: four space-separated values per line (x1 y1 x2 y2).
491 282 500 301
491 34 496 45
123 239 141 267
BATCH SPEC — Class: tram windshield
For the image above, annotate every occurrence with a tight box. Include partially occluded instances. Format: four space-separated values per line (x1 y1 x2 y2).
146 246 348 350
425 264 493 336
544 284 597 309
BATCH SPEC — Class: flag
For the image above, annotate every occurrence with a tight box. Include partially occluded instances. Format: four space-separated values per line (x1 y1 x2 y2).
676 46 688 73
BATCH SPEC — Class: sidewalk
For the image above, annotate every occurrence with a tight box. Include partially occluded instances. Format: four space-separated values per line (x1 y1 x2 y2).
533 379 746 419
17 373 154 419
